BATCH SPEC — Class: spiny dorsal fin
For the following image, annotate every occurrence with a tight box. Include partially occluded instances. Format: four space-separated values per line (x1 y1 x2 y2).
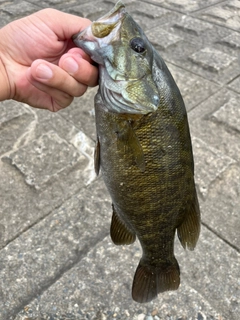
110 205 136 245
177 189 201 251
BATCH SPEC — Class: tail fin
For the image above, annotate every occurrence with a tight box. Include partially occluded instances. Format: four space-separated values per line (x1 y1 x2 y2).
132 258 180 303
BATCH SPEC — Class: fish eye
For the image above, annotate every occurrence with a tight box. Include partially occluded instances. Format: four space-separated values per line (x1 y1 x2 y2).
130 37 146 53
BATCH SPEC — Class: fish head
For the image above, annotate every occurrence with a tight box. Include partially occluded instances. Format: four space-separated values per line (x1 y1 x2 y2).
73 1 160 114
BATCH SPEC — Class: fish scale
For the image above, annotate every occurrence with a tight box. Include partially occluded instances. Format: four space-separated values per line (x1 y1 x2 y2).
73 0 200 303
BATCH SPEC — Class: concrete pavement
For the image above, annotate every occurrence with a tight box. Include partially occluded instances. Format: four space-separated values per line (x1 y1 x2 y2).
0 0 239 319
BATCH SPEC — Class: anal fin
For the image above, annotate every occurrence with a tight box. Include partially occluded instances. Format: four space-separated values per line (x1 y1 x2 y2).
110 205 136 245
177 189 201 250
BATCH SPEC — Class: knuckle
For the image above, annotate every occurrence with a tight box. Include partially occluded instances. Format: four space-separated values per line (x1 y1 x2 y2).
73 84 87 97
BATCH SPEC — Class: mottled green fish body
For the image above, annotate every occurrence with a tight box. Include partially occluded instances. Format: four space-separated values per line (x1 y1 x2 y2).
73 1 200 303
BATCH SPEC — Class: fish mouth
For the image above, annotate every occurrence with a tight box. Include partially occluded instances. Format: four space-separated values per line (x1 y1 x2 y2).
92 0 125 36
72 1 126 48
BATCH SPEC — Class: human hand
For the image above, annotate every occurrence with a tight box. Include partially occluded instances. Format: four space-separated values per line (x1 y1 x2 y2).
0 9 98 111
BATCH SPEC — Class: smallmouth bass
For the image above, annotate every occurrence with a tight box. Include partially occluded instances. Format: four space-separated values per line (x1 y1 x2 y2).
73 1 200 303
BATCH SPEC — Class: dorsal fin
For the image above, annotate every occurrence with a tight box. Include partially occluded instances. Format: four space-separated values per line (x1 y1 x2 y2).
177 189 201 250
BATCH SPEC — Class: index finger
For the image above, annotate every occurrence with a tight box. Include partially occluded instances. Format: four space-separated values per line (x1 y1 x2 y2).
34 9 92 40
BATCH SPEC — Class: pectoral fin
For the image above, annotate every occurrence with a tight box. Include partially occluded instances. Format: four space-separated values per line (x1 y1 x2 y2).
110 205 136 245
116 121 145 172
177 189 201 250
94 137 100 176
128 128 145 172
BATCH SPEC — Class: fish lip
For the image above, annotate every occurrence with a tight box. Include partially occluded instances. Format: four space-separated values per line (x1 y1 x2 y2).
97 0 125 22
72 1 126 43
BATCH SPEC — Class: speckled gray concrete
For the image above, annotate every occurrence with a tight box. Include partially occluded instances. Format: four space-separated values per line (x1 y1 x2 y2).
0 0 239 319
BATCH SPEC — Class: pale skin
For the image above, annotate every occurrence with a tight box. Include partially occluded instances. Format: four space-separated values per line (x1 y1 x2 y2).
0 9 98 112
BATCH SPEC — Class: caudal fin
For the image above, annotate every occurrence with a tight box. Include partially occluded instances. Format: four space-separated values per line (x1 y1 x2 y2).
132 258 180 303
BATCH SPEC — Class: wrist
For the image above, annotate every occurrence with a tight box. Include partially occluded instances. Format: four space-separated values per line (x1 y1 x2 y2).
0 55 11 101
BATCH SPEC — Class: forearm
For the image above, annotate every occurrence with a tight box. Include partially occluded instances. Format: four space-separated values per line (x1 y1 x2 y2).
0 24 12 101
0 55 11 102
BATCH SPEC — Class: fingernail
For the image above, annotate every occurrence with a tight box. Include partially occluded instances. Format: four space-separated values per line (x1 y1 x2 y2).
36 64 53 79
63 57 79 75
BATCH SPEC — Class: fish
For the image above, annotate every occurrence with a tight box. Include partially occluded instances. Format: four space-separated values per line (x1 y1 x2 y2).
73 1 201 303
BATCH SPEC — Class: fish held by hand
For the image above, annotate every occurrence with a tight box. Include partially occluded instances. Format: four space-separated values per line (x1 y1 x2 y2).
73 1 200 303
